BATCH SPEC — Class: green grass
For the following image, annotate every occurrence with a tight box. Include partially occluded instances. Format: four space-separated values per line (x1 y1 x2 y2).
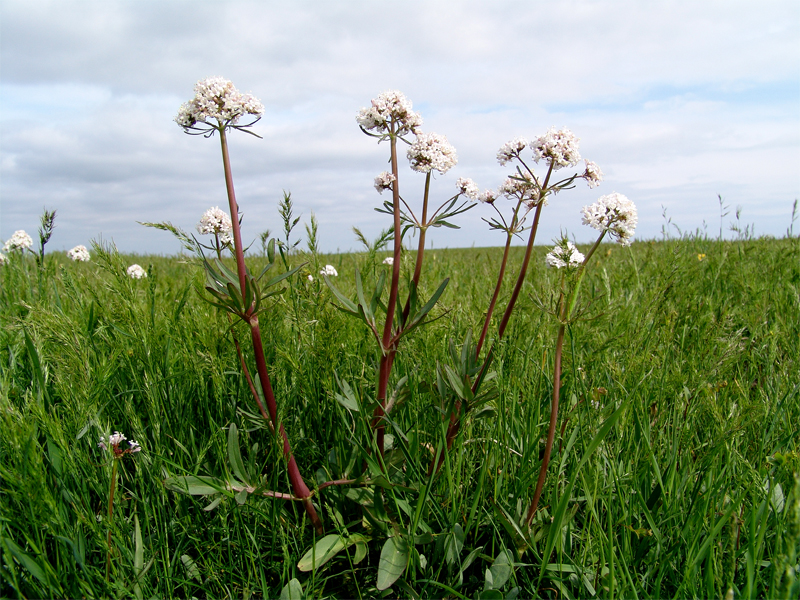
1 233 798 599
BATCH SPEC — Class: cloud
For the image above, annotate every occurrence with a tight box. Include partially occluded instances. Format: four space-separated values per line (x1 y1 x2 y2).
1 0 798 253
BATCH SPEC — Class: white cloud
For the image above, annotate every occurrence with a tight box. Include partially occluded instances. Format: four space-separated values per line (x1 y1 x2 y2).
1 0 798 253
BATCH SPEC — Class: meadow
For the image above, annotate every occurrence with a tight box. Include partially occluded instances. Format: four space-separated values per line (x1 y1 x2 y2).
0 230 798 599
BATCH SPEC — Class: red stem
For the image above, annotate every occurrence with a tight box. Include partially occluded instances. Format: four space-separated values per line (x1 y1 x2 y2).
218 127 321 534
475 232 513 359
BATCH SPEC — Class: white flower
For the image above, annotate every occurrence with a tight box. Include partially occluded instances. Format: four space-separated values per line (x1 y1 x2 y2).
67 245 91 262
197 206 233 245
98 430 141 457
546 241 585 269
581 193 638 246
407 132 458 174
383 256 394 266
374 171 396 194
127 264 147 279
497 137 529 166
175 77 264 129
531 127 581 170
478 189 498 204
583 160 604 189
456 177 479 200
3 230 33 253
0 253 6 266
356 90 422 137
307 274 314 282
320 264 338 277
498 172 542 206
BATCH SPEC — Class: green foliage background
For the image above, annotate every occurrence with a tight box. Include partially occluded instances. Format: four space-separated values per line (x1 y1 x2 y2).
0 234 798 598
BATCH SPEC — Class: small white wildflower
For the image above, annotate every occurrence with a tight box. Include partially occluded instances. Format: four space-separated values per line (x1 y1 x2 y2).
3 230 33 253
67 245 91 262
383 256 394 266
307 274 314 282
175 77 264 129
356 90 422 137
407 132 458 174
581 193 638 246
478 189 498 204
545 241 585 269
583 160 604 189
497 137 529 166
197 206 233 245
498 172 542 206
531 127 581 170
127 264 147 279
455 177 479 200
374 171 396 194
99 430 141 458
320 264 338 277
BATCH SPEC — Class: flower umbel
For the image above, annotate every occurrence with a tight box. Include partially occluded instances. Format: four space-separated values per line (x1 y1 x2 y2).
581 192 638 246
455 177 480 200
374 171 396 194
383 256 394 266
499 172 542 207
3 230 33 253
531 127 581 170
127 264 147 279
320 264 338 277
197 206 233 245
407 132 458 174
175 77 264 132
497 137 529 166
582 160 604 189
545 240 585 269
67 245 91 262
356 90 422 137
98 431 141 459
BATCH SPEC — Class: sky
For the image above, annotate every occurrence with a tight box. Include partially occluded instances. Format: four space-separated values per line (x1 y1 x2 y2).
1 0 798 255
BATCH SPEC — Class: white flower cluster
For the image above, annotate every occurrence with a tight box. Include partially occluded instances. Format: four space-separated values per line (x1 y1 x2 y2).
3 230 33 253
407 132 458 174
498 172 542 207
478 189 498 204
455 177 480 200
383 256 394 266
497 137 529 166
374 171 396 194
175 77 264 129
98 430 141 457
67 245 90 262
583 160 604 189
581 193 638 246
356 90 422 137
127 264 147 279
197 206 233 244
320 264 338 277
0 253 6 266
531 127 581 170
545 241 585 269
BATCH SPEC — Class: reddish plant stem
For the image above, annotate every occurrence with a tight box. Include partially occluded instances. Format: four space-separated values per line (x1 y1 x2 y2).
525 289 567 527
432 163 555 475
402 172 432 325
218 127 322 534
373 128 402 456
475 231 513 359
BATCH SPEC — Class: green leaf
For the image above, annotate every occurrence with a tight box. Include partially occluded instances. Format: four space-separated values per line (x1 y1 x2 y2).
377 536 410 591
163 475 224 496
181 554 202 583
334 374 360 412
227 422 250 486
133 514 144 600
2 537 49 588
323 275 359 314
444 523 465 566
280 578 304 600
405 277 450 332
489 549 514 590
297 534 349 572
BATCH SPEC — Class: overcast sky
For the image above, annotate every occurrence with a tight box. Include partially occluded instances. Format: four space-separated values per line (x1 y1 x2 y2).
1 0 798 255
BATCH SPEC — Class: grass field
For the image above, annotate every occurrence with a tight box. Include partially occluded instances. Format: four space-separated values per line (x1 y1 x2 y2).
1 231 798 598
